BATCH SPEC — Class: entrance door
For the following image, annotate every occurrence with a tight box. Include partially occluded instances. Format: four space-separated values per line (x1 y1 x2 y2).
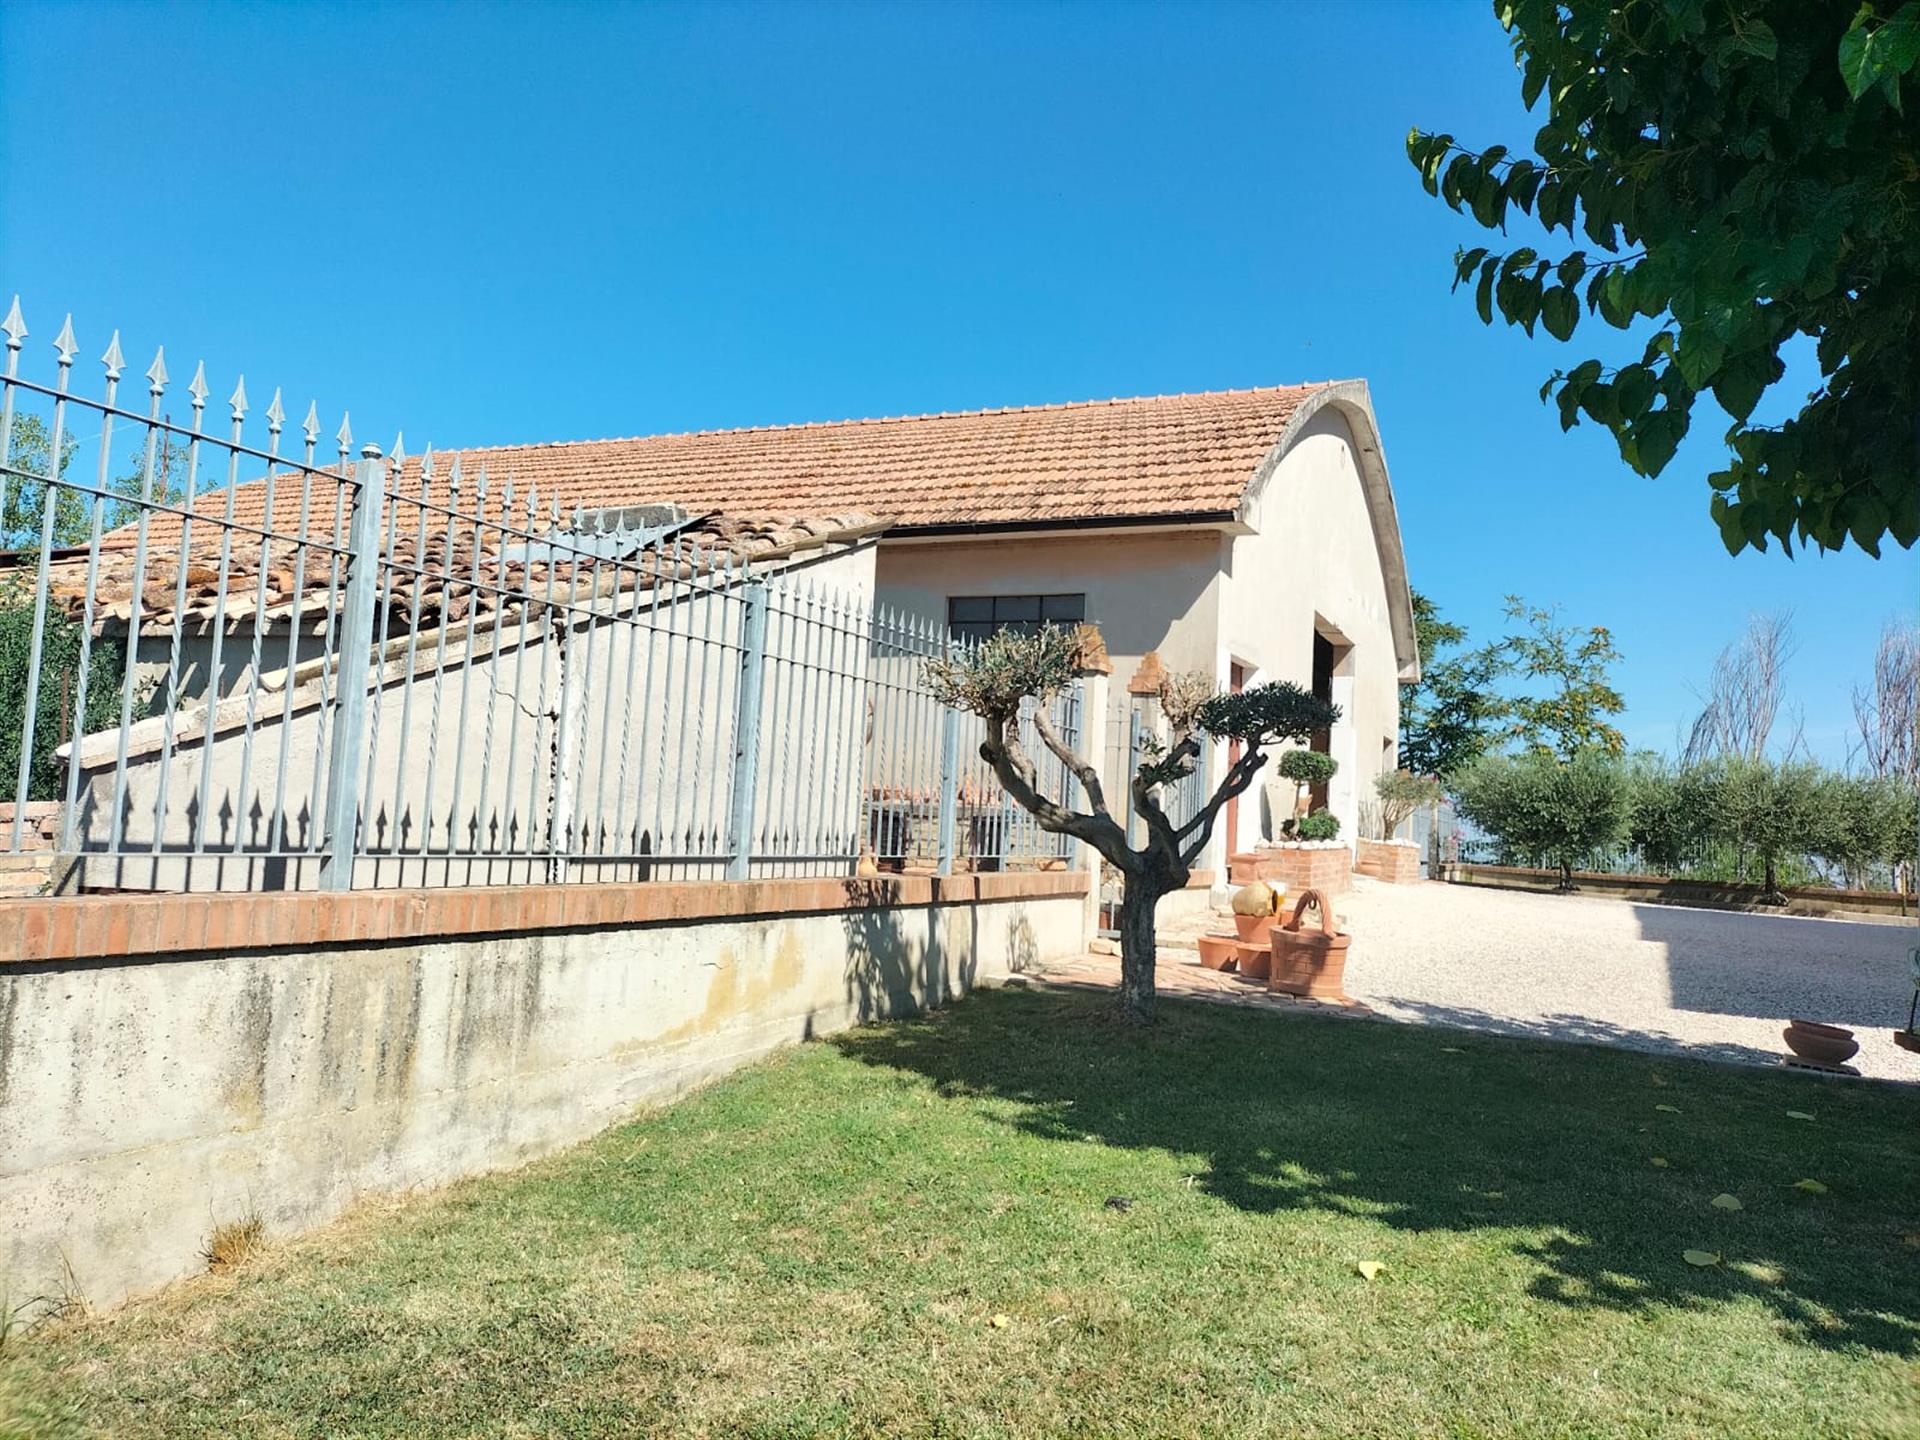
1225 662 1248 854
1309 634 1335 812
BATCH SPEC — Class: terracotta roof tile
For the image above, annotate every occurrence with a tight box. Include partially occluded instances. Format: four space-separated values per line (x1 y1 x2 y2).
23 509 884 636
127 383 1334 548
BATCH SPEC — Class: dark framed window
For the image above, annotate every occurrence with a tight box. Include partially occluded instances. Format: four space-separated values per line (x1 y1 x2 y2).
948 593 1085 644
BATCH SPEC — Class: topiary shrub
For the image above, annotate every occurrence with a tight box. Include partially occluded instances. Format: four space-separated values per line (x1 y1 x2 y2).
1276 749 1339 786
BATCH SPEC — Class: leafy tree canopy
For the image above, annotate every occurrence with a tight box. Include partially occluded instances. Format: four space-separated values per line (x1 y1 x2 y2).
2 412 192 549
1400 591 1509 779
1498 597 1626 758
1408 1 1920 556
1453 747 1634 889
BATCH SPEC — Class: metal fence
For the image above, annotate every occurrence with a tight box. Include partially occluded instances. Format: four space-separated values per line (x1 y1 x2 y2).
0 297 1080 893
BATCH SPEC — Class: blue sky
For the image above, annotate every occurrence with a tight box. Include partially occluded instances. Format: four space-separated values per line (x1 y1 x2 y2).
2 0 1911 763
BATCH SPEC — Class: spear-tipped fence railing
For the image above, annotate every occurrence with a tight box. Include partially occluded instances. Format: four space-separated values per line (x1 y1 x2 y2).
0 297 1084 894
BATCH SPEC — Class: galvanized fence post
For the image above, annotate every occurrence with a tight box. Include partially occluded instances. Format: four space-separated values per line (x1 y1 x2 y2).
935 705 960 876
725 581 770 881
318 447 388 891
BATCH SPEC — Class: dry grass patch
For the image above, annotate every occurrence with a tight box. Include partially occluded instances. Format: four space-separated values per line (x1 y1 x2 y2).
200 1216 267 1273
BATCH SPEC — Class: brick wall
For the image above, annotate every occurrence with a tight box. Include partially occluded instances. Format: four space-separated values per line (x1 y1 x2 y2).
1228 843 1352 897
1355 839 1422 884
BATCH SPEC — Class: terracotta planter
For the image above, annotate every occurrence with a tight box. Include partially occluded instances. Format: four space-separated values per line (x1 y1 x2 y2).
1268 888 1351 1001
1233 913 1277 944
1235 938 1273 982
1195 934 1239 971
1782 1019 1859 1067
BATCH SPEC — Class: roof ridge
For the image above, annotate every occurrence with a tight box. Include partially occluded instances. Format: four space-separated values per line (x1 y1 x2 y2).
433 382 1337 457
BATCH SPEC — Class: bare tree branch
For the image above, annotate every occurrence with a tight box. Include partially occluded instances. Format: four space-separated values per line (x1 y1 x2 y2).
981 714 1128 858
1174 742 1268 866
1031 705 1110 818
1684 611 1794 764
1853 619 1919 783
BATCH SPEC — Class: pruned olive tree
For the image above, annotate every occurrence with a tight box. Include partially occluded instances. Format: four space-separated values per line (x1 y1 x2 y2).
926 625 1338 1025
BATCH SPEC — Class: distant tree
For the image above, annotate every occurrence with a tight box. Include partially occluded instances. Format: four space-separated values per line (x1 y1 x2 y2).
1408 2 1920 557
1852 619 1919 785
0 582 128 801
1683 612 1797 764
1624 755 1709 875
2 412 191 549
1399 591 1510 780
927 626 1336 1025
1374 769 1445 840
2 413 83 546
1453 747 1632 891
1810 771 1917 891
1495 597 1626 758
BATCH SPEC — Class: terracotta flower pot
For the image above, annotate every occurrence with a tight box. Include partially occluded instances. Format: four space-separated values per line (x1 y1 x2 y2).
1233 913 1277 944
1195 934 1239 972
1235 938 1273 982
1268 888 1351 1001
1782 1019 1859 1067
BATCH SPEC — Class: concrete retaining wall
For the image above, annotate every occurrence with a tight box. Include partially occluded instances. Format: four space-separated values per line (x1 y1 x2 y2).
0 872 1087 1309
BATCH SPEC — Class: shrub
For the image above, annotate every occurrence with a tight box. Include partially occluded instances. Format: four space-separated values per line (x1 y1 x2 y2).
1374 769 1443 838
1689 756 1827 902
1625 755 1709 875
1810 772 1917 890
1295 807 1340 841
0 585 130 802
1453 748 1632 891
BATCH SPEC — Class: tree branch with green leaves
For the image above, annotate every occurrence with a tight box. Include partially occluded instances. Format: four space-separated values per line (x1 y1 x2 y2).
1408 0 1920 557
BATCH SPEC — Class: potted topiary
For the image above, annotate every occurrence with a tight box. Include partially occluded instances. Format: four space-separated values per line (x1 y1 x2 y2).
1276 748 1339 828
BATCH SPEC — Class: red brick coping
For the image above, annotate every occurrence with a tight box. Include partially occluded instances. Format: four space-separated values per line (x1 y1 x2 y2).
0 870 1089 966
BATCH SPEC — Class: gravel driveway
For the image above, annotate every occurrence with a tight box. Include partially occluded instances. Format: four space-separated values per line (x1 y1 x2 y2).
1325 879 1920 1083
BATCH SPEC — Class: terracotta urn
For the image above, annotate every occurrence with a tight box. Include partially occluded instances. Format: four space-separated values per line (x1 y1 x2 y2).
1229 880 1282 943
1782 1019 1859 1067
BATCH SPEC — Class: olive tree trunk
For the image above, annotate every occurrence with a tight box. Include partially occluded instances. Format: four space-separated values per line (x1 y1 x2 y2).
1116 878 1165 1026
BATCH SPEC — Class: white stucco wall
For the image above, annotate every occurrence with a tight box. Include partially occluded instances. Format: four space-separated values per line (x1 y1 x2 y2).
875 530 1223 683
1217 407 1404 857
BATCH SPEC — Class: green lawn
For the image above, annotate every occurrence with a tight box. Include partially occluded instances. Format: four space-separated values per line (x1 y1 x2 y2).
5 986 1918 1438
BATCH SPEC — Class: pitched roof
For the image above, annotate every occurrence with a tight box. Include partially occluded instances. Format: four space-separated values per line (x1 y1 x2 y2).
399 384 1334 530
108 384 1336 550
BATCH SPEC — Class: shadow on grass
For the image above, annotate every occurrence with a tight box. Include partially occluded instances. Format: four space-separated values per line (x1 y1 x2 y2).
830 986 1920 1358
